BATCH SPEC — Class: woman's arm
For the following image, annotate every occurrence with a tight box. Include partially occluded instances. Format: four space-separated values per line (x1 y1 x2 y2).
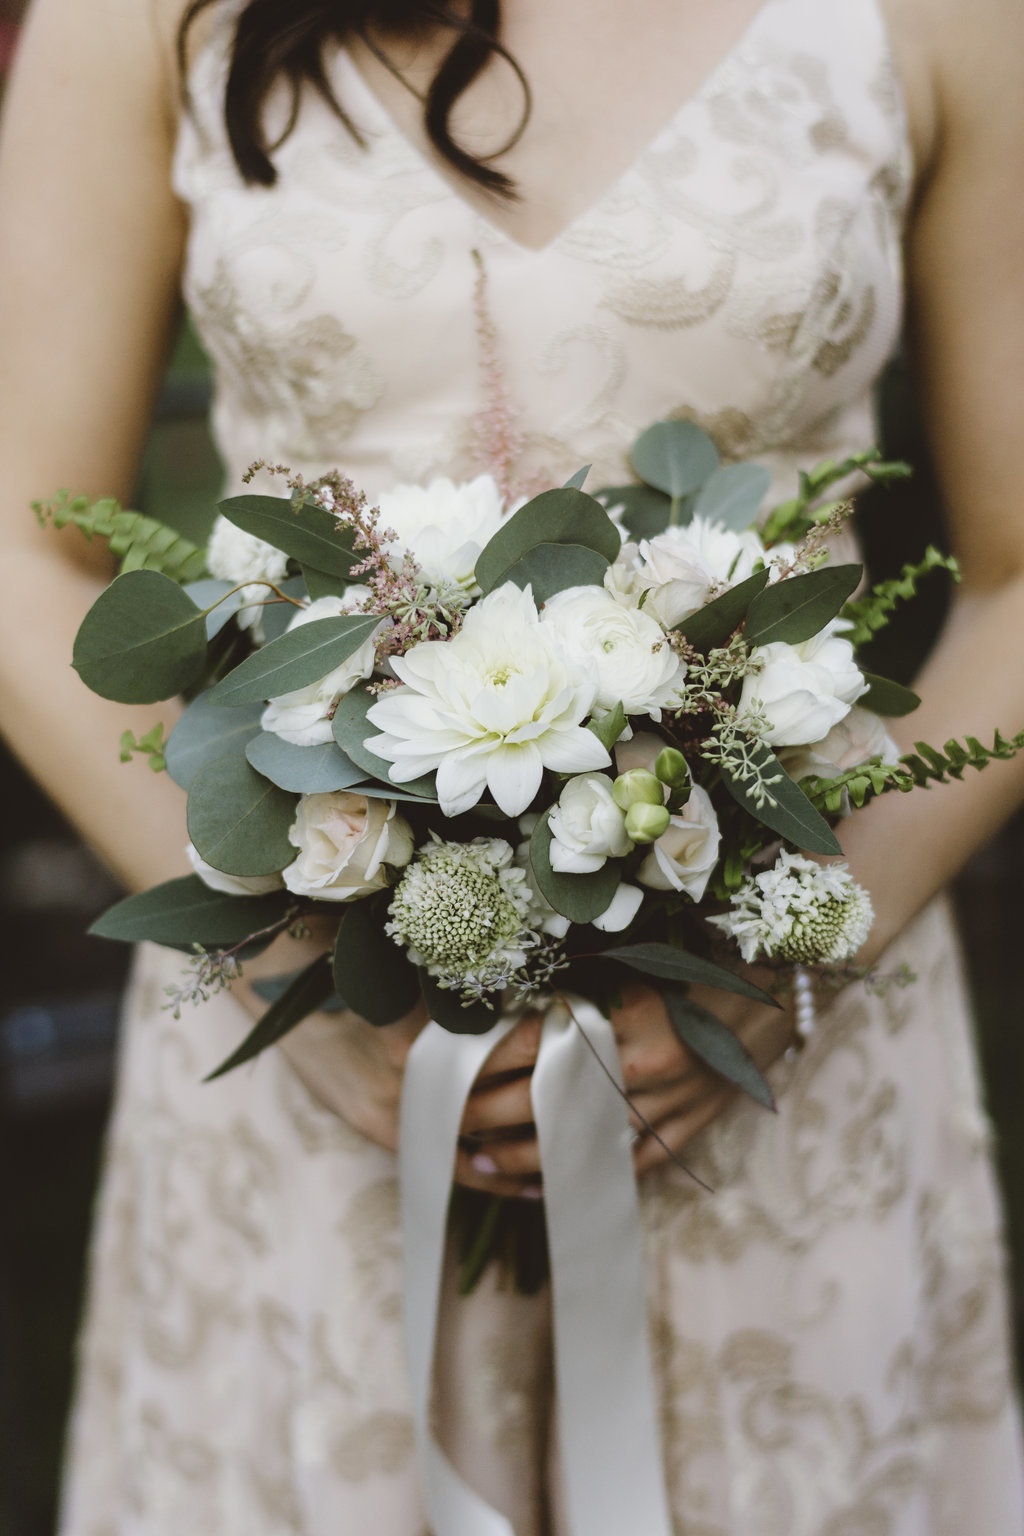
0 0 189 889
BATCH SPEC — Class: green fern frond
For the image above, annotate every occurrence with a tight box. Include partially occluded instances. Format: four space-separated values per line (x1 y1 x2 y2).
800 757 915 815
899 729 1024 787
803 729 1024 814
841 546 961 646
34 491 208 583
761 450 912 544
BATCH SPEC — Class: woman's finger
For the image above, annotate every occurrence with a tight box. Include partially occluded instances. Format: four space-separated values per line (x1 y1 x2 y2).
472 1010 543 1088
633 1085 736 1175
461 1074 535 1135
624 1070 722 1134
453 1141 544 1192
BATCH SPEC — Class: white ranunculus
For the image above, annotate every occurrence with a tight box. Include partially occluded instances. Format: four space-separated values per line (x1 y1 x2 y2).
591 882 644 932
261 592 378 746
782 706 901 781
548 772 631 874
634 517 769 627
282 791 414 902
378 474 512 593
738 623 868 748
206 514 290 632
186 842 285 896
540 585 684 720
365 582 610 817
637 783 721 901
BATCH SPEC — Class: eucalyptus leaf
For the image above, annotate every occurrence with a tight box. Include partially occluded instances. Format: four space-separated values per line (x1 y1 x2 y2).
719 747 842 855
187 757 298 876
598 942 779 1006
597 483 673 540
301 565 352 602
563 464 591 490
209 615 381 706
692 463 772 531
89 874 290 947
420 970 501 1035
743 564 862 648
219 493 358 578
245 733 367 793
859 672 921 718
498 543 609 604
664 991 775 1109
204 955 334 1081
630 420 720 499
165 691 265 790
530 807 621 924
588 701 628 753
259 577 312 643
183 578 241 640
332 686 438 799
332 901 421 1026
475 488 620 594
678 568 770 653
73 569 207 704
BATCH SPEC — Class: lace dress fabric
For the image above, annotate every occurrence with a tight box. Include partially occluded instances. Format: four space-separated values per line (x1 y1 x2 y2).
60 0 1024 1530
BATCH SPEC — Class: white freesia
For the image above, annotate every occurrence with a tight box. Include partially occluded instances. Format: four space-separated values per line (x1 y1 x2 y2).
365 582 609 817
541 586 684 719
207 515 289 632
548 772 631 874
186 842 285 896
378 474 511 593
261 592 377 746
738 622 868 747
637 783 721 901
282 791 414 902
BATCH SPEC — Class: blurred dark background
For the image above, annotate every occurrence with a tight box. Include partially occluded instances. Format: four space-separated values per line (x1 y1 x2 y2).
1 10 1023 1534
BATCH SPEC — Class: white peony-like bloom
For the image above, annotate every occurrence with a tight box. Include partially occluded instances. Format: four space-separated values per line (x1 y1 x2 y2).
738 622 868 748
261 592 378 746
548 772 631 874
637 783 721 901
187 842 285 896
709 850 874 965
606 518 796 630
540 585 684 719
365 582 610 817
282 791 414 902
781 706 902 782
378 474 511 593
207 515 290 632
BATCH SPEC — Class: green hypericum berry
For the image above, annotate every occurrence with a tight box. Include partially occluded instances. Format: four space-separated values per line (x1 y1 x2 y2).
612 769 663 811
624 801 671 844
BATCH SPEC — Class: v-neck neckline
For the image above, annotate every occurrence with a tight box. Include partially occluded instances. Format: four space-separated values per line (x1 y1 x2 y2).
338 0 782 255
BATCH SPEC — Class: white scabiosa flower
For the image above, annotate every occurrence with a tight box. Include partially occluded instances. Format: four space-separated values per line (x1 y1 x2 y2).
365 582 610 817
261 592 377 746
540 585 684 720
709 850 874 964
378 474 512 593
386 835 540 993
207 515 289 632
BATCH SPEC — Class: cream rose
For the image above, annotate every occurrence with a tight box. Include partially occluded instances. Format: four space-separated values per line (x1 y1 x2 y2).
261 592 377 747
540 585 683 719
282 792 414 902
637 784 721 901
782 705 901 781
738 624 868 748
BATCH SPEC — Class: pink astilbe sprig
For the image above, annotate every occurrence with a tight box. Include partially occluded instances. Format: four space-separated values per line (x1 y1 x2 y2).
471 249 525 505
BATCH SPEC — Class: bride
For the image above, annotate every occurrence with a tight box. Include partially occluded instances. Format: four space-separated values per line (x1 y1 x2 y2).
1 0 1023 1529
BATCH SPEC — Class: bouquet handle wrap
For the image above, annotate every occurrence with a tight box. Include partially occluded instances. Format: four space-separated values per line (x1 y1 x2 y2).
399 1000 674 1536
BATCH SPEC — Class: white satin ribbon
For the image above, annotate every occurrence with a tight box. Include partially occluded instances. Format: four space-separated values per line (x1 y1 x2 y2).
399 999 674 1536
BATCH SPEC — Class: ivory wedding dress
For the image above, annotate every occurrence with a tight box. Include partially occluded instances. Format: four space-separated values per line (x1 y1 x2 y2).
60 0 1024 1530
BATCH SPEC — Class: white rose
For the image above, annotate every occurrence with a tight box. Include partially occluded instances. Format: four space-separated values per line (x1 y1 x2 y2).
782 705 901 781
739 623 868 748
186 842 285 896
541 585 683 719
637 784 721 901
207 514 290 633
548 773 631 874
378 474 512 592
634 517 769 628
261 592 378 746
282 791 414 902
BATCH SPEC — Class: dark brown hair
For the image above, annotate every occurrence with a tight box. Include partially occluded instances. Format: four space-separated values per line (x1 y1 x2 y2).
177 0 528 195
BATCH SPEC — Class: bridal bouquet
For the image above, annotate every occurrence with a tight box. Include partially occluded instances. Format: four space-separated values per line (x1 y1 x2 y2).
41 421 1023 1102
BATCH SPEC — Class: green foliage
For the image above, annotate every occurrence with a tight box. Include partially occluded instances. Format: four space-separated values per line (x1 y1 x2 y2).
165 692 265 790
204 954 335 1080
245 733 366 793
301 565 352 601
718 746 842 855
497 542 610 604
800 757 915 815
841 547 961 646
664 990 775 1109
474 487 621 594
800 730 1024 814
678 568 770 653
743 564 862 647
186 757 298 876
563 464 591 490
419 970 502 1034
119 723 167 773
692 463 772 531
588 701 627 753
183 579 244 639
36 491 209 582
529 807 622 923
89 874 292 947
73 569 208 703
630 420 720 501
858 672 921 717
218 492 359 578
209 614 381 706
332 685 438 799
332 900 421 1026
900 729 1024 788
597 483 673 540
597 941 779 1006
760 450 912 545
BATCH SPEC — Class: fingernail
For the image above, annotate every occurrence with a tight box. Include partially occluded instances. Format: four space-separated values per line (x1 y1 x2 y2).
471 1152 499 1175
520 1184 543 1200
